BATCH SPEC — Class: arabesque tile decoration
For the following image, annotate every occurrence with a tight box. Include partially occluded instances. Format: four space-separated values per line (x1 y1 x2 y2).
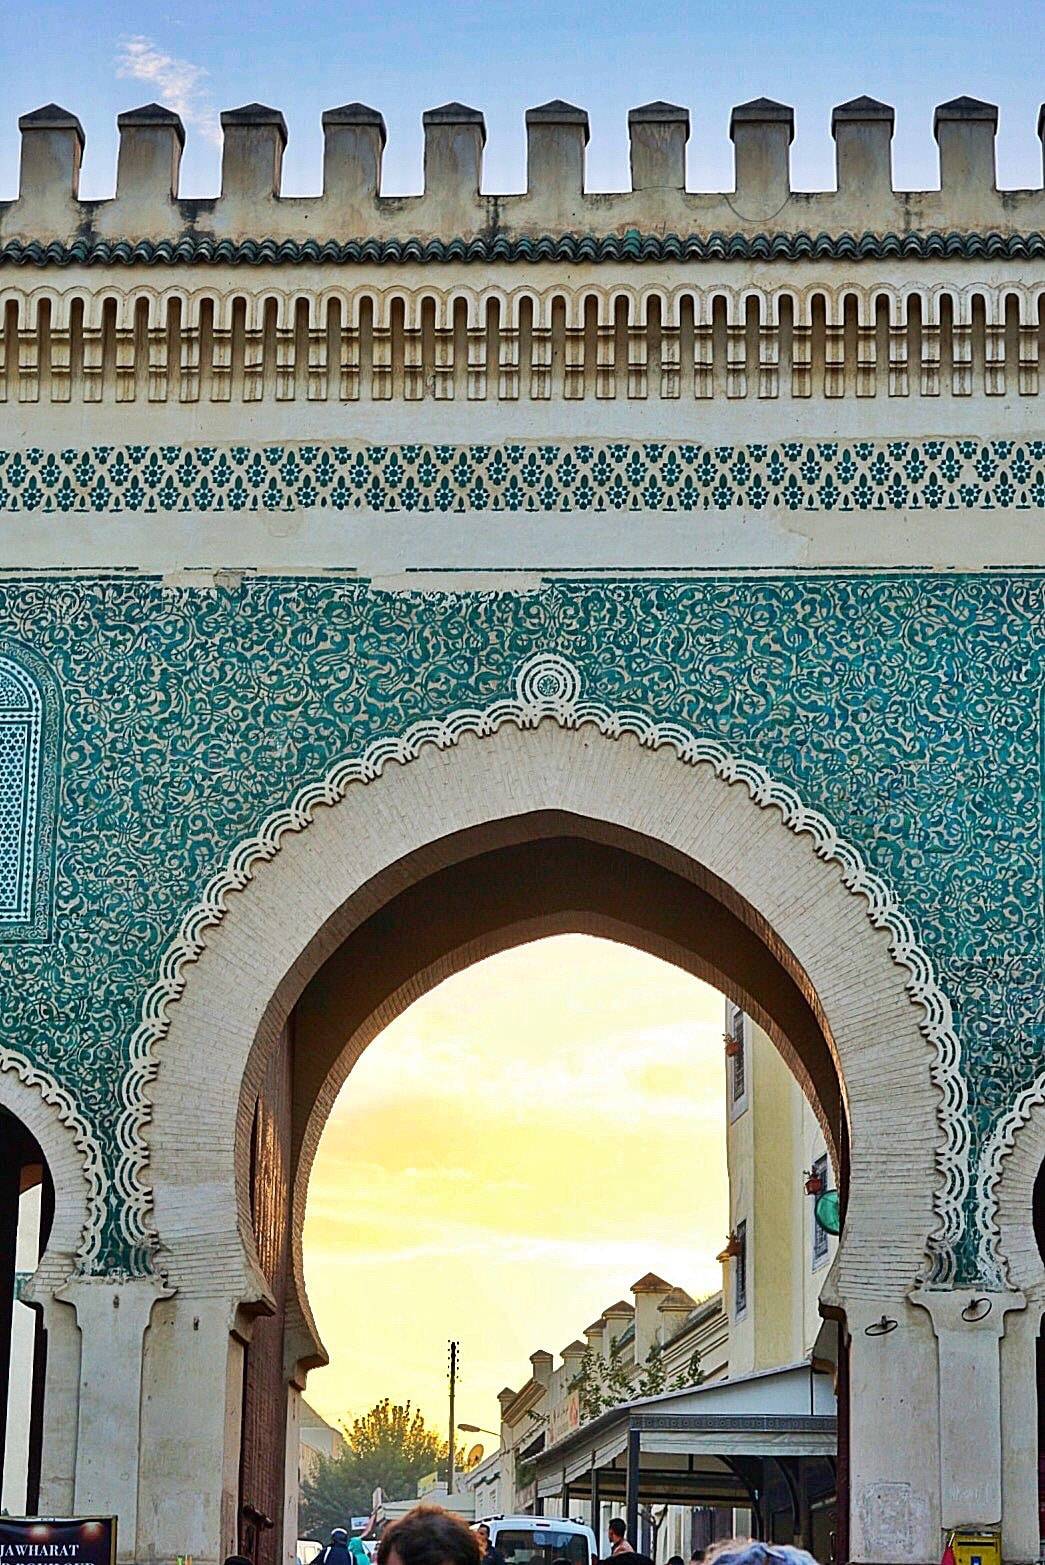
0 573 1042 1282
2 439 1045 515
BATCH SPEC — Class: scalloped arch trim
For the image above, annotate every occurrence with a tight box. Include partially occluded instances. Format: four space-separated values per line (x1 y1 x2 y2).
975 1068 1045 1287
0 1046 107 1271
115 653 969 1281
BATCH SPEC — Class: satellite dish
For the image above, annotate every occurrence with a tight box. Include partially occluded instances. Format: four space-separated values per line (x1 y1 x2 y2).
466 1443 484 1466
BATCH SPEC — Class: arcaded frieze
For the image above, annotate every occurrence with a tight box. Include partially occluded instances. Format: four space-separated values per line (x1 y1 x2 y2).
1 95 1045 250
1 270 1042 405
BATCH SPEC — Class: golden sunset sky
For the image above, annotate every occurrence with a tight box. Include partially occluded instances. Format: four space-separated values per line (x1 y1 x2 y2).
302 935 728 1441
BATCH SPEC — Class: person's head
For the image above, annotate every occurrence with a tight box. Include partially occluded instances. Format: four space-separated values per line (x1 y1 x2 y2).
477 1528 490 1541
332 1532 349 1543
668 1555 686 1565
377 1508 481 1565
224 1555 252 1565
702 1543 818 1565
690 1552 705 1564
608 1522 627 1546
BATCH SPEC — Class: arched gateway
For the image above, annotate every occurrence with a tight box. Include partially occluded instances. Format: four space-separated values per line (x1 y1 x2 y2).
0 86 1043 1565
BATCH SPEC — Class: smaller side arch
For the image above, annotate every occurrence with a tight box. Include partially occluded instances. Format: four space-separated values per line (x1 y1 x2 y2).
0 1050 100 1285
0 1056 104 1517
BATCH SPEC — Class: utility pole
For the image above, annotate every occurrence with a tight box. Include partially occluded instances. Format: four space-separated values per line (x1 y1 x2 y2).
447 1340 459 1495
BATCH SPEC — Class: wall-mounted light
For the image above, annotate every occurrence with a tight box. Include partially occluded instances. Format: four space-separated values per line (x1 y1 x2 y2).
864 1315 898 1337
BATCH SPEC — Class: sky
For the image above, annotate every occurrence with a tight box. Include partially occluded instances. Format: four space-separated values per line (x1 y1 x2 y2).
1 0 1043 202
301 935 728 1439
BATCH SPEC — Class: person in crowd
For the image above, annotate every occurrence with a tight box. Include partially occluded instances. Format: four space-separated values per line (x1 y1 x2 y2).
319 1531 354 1565
667 1554 686 1565
607 1521 634 1556
377 1507 482 1565
689 1551 705 1565
476 1525 506 1565
349 1536 371 1565
702 1543 818 1565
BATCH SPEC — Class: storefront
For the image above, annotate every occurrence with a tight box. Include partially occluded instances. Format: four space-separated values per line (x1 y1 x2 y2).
534 1363 837 1557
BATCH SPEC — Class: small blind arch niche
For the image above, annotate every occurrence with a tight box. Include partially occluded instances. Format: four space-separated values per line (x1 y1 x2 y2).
0 643 60 941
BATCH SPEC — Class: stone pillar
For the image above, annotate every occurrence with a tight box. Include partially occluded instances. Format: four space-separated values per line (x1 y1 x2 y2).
998 1298 1041 1564
57 1277 171 1562
845 1297 940 1564
0 1145 22 1492
28 1288 80 1515
912 1289 1026 1530
137 1291 249 1565
283 1383 303 1565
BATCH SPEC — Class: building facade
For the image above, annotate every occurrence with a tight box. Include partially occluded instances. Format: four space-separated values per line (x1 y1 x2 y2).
0 87 1043 1565
465 1009 838 1557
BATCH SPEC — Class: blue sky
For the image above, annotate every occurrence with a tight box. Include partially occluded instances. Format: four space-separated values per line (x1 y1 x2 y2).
2 0 1042 201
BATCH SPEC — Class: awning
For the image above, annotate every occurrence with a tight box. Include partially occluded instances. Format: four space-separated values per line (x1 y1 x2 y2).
534 1361 836 1505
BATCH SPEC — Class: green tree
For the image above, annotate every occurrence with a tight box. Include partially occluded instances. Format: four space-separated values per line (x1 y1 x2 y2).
636 1340 666 1399
299 1399 466 1541
569 1343 607 1421
603 1334 634 1408
669 1347 705 1391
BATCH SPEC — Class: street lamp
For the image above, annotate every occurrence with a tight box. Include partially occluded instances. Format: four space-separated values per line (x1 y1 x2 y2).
458 1422 500 1437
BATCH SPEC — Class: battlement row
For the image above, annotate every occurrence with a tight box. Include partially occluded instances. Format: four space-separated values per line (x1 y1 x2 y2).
2 96 1045 253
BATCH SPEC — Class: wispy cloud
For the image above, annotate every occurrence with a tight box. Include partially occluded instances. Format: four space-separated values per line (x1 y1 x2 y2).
116 35 221 145
308 1228 720 1282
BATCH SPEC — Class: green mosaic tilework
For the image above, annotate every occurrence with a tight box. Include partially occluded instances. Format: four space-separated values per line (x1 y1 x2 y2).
2 439 1045 515
0 573 1042 1277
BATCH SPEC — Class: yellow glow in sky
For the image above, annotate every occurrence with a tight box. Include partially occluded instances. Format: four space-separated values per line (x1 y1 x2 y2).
302 934 728 1438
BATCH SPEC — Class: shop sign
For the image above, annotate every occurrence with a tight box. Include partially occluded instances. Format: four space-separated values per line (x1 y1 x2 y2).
0 1519 116 1565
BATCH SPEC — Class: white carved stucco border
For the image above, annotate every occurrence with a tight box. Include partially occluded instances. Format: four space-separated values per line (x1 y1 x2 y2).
0 1045 107 1272
112 652 970 1279
976 1072 1045 1287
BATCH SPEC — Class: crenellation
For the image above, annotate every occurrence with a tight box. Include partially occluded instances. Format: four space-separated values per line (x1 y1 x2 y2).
422 103 486 221
934 96 998 197
219 103 288 204
627 101 689 191
524 99 589 205
729 98 794 217
115 104 184 208
831 97 894 205
16 103 84 239
2 96 1045 246
321 104 386 207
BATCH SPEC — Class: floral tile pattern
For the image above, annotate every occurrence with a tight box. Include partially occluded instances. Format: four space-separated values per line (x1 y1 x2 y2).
0 568 1042 1277
1 439 1044 516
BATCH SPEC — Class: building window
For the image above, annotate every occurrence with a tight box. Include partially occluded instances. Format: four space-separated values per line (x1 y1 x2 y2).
811 1154 830 1266
734 1220 747 1316
727 1004 748 1118
0 656 44 924
0 647 60 944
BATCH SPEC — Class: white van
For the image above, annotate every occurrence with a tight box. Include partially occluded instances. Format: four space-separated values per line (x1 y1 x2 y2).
474 1517 597 1565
